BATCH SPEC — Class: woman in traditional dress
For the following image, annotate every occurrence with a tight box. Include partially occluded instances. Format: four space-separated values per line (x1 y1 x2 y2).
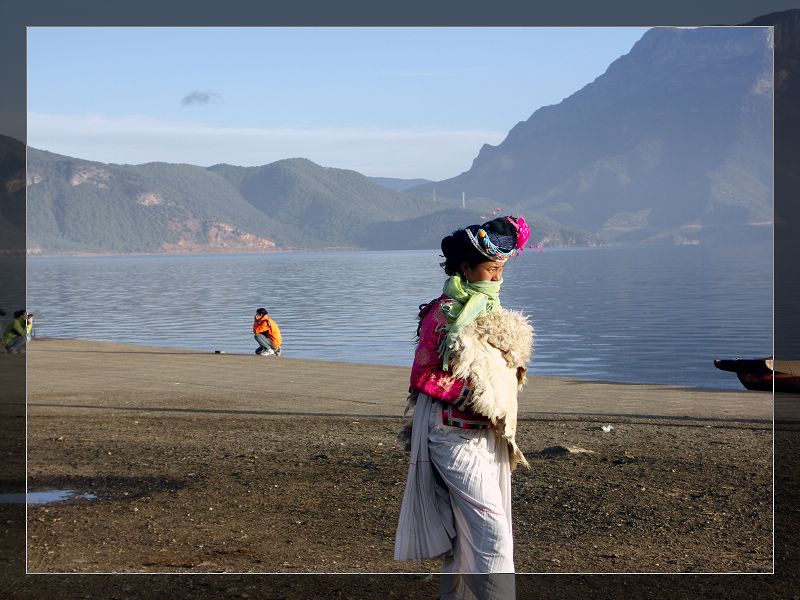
395 216 534 599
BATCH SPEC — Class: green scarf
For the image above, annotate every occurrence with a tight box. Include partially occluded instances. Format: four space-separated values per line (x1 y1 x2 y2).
439 273 502 370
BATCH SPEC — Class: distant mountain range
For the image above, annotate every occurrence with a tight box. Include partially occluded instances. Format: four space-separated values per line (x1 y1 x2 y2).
25 24 775 255
411 26 773 245
26 150 428 254
0 135 25 254
25 149 600 254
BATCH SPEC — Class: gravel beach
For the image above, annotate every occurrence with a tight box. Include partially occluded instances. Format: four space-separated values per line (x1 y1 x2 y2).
19 339 777 576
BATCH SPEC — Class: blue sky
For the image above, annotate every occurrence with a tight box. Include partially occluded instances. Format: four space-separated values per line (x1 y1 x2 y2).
28 27 649 179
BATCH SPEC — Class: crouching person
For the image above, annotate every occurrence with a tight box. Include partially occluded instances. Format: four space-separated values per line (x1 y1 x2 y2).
253 308 282 357
3 310 28 354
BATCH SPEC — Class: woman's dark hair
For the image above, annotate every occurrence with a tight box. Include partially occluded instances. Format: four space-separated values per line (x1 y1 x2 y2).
13 309 26 319
440 216 518 276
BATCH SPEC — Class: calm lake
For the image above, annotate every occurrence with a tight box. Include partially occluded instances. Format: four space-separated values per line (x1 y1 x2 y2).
27 242 771 390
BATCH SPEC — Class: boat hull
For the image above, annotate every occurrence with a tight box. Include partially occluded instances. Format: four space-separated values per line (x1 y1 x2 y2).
714 358 800 393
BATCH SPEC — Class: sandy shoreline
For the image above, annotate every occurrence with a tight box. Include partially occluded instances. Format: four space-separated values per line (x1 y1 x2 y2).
21 339 775 574
26 337 774 421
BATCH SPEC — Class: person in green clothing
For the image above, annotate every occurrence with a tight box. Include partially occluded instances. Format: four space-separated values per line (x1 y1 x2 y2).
3 309 28 353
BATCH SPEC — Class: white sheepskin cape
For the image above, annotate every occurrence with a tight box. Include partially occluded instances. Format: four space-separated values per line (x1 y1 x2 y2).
448 307 534 470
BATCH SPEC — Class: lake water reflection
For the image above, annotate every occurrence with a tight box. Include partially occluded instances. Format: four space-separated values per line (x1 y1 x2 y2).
28 242 771 389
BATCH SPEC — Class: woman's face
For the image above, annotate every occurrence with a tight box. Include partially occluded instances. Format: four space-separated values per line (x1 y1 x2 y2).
461 260 504 283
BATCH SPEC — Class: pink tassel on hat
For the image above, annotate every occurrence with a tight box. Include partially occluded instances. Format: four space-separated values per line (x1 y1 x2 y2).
507 216 531 249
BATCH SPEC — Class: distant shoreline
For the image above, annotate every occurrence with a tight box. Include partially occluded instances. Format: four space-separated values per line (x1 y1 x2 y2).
26 246 368 259
23 243 660 259
25 234 772 259
25 335 752 394
26 336 748 393
26 338 773 421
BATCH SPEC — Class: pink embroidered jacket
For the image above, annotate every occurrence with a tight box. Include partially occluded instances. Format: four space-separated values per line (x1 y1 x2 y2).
410 295 493 429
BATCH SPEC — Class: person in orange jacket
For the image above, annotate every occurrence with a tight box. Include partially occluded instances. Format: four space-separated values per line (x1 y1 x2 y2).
253 308 282 356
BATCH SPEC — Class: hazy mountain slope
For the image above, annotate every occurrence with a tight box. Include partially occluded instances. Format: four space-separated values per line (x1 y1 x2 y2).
26 152 448 254
369 176 435 191
360 209 601 250
28 148 290 253
208 159 438 247
750 10 800 253
0 135 25 253
412 27 772 242
26 149 286 253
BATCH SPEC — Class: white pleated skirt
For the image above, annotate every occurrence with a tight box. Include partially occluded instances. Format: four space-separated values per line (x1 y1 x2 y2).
394 393 514 574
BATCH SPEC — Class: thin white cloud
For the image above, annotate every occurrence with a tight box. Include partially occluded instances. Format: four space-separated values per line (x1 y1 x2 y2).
27 113 506 180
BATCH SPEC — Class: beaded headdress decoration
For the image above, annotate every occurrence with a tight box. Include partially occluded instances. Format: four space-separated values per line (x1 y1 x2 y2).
466 215 531 261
